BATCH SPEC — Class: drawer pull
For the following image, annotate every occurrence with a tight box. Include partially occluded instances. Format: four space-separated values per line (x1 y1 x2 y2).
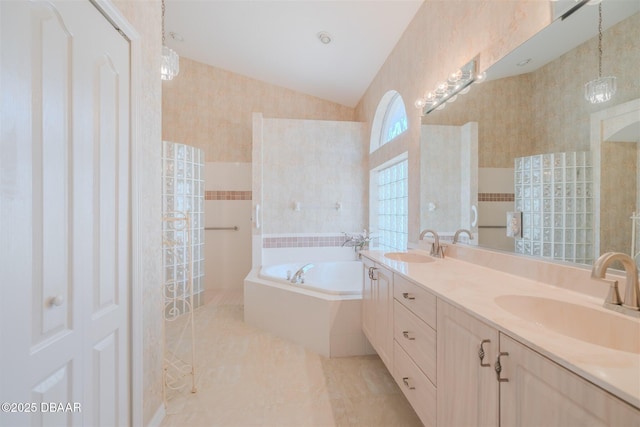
495 352 509 382
402 331 416 341
402 292 415 300
478 339 491 367
402 377 416 390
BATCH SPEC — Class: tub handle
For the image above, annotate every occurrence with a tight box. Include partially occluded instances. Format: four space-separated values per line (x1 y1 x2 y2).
402 377 415 390
402 331 415 341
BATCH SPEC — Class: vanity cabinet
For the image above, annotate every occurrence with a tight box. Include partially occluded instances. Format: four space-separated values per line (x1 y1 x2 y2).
393 274 438 426
437 299 499 427
361 256 393 370
436 299 640 427
499 333 640 426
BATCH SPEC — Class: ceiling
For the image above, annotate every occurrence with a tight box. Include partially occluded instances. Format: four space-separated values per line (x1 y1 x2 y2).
163 0 424 108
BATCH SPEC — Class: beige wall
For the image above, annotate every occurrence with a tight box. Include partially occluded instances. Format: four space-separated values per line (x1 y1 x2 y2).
162 57 356 162
111 1 163 425
355 0 552 243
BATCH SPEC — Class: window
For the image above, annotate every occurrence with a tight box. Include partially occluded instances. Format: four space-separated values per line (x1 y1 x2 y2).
381 93 408 145
370 91 408 153
376 159 408 251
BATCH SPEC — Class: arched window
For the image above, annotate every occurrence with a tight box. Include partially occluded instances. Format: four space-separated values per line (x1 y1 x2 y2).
370 91 408 153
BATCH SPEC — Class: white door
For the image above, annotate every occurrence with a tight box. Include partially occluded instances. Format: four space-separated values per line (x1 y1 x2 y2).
0 1 131 426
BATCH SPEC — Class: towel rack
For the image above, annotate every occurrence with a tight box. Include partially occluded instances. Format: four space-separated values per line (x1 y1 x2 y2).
205 226 238 231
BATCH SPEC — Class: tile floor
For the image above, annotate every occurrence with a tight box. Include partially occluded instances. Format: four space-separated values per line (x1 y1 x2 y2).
160 291 423 427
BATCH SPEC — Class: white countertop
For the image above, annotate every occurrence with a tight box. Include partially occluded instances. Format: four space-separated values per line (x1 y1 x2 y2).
360 249 640 410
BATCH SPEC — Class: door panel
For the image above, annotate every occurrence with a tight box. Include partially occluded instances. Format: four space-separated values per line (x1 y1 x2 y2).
1 1 130 425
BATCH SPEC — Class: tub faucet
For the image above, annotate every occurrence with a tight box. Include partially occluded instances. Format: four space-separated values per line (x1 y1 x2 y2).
591 252 639 314
291 263 314 284
453 229 474 244
419 229 443 258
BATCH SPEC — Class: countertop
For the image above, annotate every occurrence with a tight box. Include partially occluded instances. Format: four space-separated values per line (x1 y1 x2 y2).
360 249 640 410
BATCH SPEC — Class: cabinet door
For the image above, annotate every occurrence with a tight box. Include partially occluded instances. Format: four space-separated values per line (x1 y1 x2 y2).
437 300 499 427
361 259 375 345
500 334 640 426
375 264 394 370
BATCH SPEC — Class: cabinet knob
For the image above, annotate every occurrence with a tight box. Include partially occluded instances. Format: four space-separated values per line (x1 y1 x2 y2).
402 331 416 341
50 295 64 307
402 292 415 300
402 377 416 390
478 339 491 367
495 352 509 382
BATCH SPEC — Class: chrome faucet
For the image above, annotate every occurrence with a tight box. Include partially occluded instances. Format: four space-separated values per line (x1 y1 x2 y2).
453 229 474 244
290 263 314 284
419 229 443 258
591 252 639 314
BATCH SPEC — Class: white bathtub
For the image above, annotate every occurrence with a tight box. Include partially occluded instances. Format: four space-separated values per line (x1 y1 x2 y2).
258 261 362 295
244 260 374 357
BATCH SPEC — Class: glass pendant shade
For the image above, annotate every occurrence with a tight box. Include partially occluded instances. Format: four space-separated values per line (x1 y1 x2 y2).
161 45 180 81
585 76 616 104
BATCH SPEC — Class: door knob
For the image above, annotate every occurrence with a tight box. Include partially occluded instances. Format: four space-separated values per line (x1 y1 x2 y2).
50 295 64 307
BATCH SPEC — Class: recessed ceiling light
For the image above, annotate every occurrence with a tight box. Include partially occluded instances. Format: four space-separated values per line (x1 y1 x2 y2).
516 58 532 67
317 31 332 45
170 32 184 42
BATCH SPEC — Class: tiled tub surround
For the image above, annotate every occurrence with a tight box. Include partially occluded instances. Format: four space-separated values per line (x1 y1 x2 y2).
368 244 640 411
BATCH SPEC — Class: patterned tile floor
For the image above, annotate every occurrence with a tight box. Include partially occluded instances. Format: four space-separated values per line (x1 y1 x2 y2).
160 291 422 427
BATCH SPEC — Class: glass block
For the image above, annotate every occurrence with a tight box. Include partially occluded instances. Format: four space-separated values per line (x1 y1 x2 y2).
165 178 174 194
543 243 552 257
543 184 552 198
524 199 531 212
523 157 531 170
576 213 585 228
585 198 593 213
586 214 593 228
554 199 563 212
585 154 592 167
565 152 575 166
523 173 531 185
554 229 564 242
515 157 523 170
523 227 531 239
554 168 563 182
532 169 541 184
554 214 563 227
565 214 575 227
586 183 593 197
524 241 532 254
585 167 592 181
567 167 576 182
543 198 552 212
515 185 523 198
576 229 586 244
543 228 552 241
177 144 185 160
554 244 563 258
533 214 541 228
515 171 522 184
565 198 574 213
565 229 574 242
553 153 565 168
524 185 531 198
533 199 540 212
543 154 553 168
554 184 563 197
515 240 524 253
576 198 585 213
523 213 531 227
543 169 552 183
533 242 541 256
565 245 574 259
186 145 193 162
575 152 585 166
532 155 542 169
533 228 541 241
533 185 541 199
516 199 523 211
576 245 585 259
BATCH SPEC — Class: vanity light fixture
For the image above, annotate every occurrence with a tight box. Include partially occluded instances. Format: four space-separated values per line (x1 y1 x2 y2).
161 0 180 81
584 2 616 104
415 57 479 114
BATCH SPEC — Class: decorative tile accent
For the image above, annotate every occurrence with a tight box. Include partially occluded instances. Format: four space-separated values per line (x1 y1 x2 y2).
205 190 252 201
478 193 515 202
263 235 348 248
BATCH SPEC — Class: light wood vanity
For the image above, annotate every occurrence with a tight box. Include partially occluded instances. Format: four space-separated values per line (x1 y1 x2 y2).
360 250 640 427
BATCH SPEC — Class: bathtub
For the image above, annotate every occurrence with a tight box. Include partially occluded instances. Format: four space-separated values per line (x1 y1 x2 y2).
244 260 375 358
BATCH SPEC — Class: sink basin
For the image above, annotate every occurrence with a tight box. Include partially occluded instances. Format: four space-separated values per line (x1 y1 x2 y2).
384 252 434 263
495 295 640 354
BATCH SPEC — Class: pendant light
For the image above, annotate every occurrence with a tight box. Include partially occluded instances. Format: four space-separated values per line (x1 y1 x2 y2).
584 2 616 104
161 0 179 81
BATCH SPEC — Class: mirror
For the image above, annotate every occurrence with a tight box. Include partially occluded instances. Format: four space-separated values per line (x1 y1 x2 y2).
420 1 640 267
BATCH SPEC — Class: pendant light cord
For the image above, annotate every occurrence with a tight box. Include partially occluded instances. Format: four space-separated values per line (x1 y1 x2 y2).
597 3 603 78
161 0 166 45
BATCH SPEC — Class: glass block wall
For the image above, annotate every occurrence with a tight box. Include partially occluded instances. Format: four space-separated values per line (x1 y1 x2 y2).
514 152 594 265
377 159 408 251
162 141 205 308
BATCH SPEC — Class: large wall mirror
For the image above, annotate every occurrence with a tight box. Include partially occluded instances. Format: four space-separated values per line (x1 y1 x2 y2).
420 0 640 267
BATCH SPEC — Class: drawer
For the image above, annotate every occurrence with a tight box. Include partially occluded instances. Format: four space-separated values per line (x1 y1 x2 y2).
394 274 437 328
393 342 437 427
394 300 436 384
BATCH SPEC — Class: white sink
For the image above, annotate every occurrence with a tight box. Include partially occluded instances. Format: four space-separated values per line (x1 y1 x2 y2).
495 295 640 354
384 252 434 263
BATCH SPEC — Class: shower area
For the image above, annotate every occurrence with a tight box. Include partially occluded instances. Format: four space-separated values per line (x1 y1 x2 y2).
161 140 205 408
514 151 594 265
